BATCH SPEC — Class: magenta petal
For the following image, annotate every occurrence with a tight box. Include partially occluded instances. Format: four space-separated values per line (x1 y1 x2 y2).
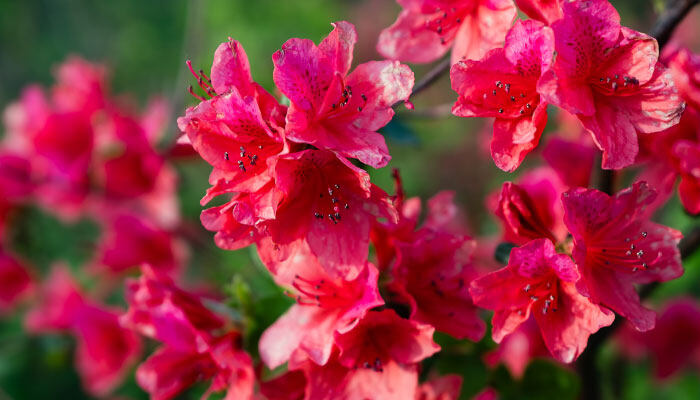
534 282 613 363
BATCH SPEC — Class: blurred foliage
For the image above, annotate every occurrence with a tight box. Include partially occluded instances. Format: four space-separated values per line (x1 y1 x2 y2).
0 1 699 400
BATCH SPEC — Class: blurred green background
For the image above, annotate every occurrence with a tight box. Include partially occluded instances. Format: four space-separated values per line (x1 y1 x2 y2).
0 1 699 399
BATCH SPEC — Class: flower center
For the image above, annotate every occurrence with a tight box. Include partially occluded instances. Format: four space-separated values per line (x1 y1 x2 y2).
589 230 658 273
521 277 560 315
424 7 466 45
313 183 351 224
289 274 354 308
481 80 537 117
590 73 640 95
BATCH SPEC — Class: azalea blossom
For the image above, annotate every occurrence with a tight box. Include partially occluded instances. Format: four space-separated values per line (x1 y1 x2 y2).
378 0 517 64
451 19 555 171
415 374 463 400
514 0 562 25
289 309 440 400
259 262 384 369
562 182 683 331
617 298 700 379
538 0 685 169
0 250 33 314
122 266 255 400
274 21 413 168
177 39 287 194
470 239 614 363
390 229 485 340
261 149 396 280
25 267 141 396
483 316 549 378
638 48 700 214
493 167 567 246
96 213 182 276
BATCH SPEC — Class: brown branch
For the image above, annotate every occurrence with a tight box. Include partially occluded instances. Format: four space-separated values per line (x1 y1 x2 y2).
392 57 451 109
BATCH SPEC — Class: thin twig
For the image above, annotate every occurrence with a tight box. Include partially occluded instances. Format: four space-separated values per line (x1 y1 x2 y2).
392 57 452 109
649 0 700 49
397 102 453 119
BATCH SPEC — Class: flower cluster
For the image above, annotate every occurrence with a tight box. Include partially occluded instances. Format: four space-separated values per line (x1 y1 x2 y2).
1 0 698 398
0 57 183 395
169 0 696 396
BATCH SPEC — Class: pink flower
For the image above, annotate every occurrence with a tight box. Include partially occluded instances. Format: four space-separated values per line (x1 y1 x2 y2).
3 86 93 219
334 309 440 371
0 152 33 234
390 230 485 340
377 0 517 64
122 267 254 400
290 309 440 399
96 213 181 276
562 182 683 331
637 49 700 214
470 239 614 363
483 316 548 378
674 139 700 214
370 172 423 271
538 0 685 169
415 374 463 400
0 250 33 314
177 78 285 194
617 298 700 379
666 47 700 110
451 19 555 171
513 0 562 25
494 167 567 246
136 332 254 400
541 138 596 188
25 267 141 396
259 262 383 369
293 352 420 400
273 21 413 168
262 149 396 280
259 370 307 400
51 56 107 114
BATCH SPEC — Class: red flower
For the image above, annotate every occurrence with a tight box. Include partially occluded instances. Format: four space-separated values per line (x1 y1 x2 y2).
483 316 549 378
0 152 33 235
638 49 700 214
273 21 413 168
122 266 254 400
538 0 685 169
370 172 423 271
562 182 683 331
177 81 285 194
259 262 383 369
390 229 485 340
262 150 396 280
470 239 614 363
674 139 700 214
415 374 462 400
293 352 420 400
96 213 182 276
513 0 562 25
25 267 141 396
451 19 554 171
0 250 33 314
290 309 439 399
378 0 517 64
4 86 93 219
617 298 700 379
541 138 596 188
494 167 567 246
